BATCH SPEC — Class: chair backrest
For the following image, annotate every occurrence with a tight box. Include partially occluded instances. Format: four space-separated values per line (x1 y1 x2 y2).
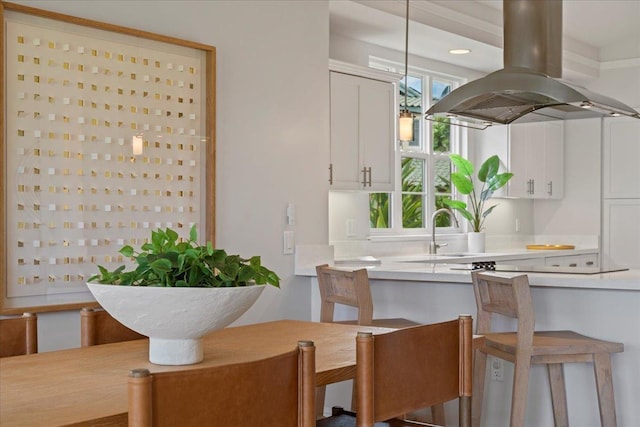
470 271 535 347
356 315 473 427
316 264 374 324
128 340 316 427
80 307 145 347
0 313 37 357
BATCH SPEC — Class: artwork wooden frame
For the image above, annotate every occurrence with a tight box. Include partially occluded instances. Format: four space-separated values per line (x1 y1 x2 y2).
1 2 216 314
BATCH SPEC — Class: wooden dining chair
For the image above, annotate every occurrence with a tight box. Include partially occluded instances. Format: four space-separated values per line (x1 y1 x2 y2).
315 264 445 422
316 315 473 427
80 307 145 347
470 271 624 427
128 340 316 427
0 312 38 357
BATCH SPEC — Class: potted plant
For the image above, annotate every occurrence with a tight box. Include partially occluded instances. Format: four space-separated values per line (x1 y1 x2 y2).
443 154 513 252
87 225 280 365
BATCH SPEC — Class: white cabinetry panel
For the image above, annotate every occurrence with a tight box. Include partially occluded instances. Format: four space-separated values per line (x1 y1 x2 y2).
472 121 564 199
508 121 564 199
329 63 398 191
603 200 640 269
603 118 640 198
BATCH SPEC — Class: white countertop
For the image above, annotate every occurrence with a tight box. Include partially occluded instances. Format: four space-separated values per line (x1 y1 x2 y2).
295 248 640 291
359 262 640 291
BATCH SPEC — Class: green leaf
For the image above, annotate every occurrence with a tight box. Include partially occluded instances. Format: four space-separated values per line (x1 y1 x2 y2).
478 155 499 183
189 224 198 242
450 172 473 195
119 246 135 257
166 227 178 243
449 154 473 177
150 258 172 274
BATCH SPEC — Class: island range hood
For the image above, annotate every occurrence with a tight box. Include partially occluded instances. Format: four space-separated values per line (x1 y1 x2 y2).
425 0 640 127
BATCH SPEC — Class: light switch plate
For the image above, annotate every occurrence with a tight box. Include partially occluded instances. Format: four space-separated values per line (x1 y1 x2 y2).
283 230 295 255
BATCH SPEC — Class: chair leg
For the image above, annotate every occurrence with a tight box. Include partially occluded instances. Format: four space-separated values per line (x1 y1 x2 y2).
316 386 326 419
472 350 488 427
593 353 618 427
510 354 531 427
431 403 446 425
547 363 569 427
351 379 357 412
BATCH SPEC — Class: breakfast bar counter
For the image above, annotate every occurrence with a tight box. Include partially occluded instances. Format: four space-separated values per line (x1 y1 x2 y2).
297 258 640 426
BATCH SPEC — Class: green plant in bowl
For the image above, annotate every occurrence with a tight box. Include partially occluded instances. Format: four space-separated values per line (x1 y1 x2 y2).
443 154 513 232
89 225 280 288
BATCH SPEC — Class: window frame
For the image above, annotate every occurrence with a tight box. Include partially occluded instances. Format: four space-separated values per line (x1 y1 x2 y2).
368 57 467 237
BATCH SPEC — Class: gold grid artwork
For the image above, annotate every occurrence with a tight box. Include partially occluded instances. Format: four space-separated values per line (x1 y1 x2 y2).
1 2 216 313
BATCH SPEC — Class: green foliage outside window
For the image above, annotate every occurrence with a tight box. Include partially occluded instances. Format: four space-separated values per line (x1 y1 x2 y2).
401 157 424 228
432 116 451 152
369 192 389 228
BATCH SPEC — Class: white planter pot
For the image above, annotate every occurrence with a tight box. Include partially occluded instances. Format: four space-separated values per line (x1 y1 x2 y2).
87 283 265 365
467 231 486 253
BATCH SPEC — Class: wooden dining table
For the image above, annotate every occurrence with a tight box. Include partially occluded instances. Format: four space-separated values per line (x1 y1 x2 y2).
0 319 393 426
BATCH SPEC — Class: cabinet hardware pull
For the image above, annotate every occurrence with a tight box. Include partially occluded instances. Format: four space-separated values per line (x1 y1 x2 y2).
569 263 577 267
329 164 333 185
361 167 368 187
586 261 594 266
531 179 535 194
548 181 553 196
367 167 372 187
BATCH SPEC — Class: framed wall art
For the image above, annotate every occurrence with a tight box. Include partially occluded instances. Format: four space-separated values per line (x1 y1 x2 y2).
1 2 216 313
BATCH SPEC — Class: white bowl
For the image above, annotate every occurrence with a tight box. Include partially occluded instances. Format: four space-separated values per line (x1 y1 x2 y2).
87 283 266 365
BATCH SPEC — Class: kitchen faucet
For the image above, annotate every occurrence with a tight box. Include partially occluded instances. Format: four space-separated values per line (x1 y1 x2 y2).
429 208 459 254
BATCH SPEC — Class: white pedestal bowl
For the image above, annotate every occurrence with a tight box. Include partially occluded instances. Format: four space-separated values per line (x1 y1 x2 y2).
87 283 265 365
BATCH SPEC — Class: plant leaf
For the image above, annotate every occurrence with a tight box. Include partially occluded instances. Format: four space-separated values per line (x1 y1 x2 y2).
450 172 473 195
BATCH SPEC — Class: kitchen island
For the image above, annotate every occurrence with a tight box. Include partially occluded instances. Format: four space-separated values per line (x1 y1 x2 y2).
296 256 640 427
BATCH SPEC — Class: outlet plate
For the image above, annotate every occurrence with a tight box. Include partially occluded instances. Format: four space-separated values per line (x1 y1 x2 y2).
491 357 504 381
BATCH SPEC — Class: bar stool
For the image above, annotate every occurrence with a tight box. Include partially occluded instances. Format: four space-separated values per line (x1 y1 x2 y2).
315 264 444 424
471 271 624 427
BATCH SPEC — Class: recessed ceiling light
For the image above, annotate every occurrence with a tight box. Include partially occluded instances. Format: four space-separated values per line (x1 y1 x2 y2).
449 48 471 55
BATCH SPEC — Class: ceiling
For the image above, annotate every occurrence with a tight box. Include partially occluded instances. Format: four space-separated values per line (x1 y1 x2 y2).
330 0 640 82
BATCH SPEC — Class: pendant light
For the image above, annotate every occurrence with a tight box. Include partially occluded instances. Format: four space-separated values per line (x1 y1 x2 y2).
398 0 413 142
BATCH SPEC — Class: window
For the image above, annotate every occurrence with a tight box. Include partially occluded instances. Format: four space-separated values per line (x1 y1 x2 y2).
369 59 464 234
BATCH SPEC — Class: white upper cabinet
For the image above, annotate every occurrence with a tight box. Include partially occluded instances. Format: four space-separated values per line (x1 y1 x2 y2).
508 121 564 199
472 121 564 199
329 61 398 191
603 117 640 199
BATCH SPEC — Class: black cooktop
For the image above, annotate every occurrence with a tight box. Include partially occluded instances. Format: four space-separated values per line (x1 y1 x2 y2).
450 265 629 275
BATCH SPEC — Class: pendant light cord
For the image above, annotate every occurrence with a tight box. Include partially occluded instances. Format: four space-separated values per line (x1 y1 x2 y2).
403 0 409 114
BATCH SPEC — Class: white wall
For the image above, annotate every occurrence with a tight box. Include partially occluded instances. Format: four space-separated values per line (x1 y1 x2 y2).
11 0 330 351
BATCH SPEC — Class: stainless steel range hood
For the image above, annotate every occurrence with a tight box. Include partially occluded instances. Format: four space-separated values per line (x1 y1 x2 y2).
425 0 640 127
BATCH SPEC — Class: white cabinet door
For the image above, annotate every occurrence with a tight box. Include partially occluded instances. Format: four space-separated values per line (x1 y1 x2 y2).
543 121 564 199
329 71 395 191
330 72 363 189
603 199 640 268
359 77 395 189
508 121 564 199
603 118 640 198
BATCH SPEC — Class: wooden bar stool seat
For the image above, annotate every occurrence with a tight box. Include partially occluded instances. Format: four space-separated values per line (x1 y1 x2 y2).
471 271 624 427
